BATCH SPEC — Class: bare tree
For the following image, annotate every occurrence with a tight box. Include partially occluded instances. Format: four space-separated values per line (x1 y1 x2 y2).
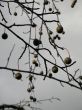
0 0 81 110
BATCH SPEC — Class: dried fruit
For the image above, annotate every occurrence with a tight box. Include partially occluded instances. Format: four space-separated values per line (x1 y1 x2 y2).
39 31 43 35
32 59 37 64
29 75 33 82
49 73 52 78
2 33 8 40
33 98 37 102
64 57 72 64
49 8 52 11
35 62 38 67
56 25 63 34
52 66 58 73
44 0 48 5
27 88 31 93
30 96 34 100
33 39 42 46
15 72 22 80
14 12 17 16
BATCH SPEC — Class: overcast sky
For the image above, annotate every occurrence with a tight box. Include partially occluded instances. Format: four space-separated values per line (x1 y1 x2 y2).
0 0 82 110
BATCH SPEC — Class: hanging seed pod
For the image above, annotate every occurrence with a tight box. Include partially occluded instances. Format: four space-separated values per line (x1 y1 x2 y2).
64 57 72 65
15 72 22 80
29 75 33 82
44 0 49 5
14 12 17 16
27 88 31 93
49 8 52 11
33 98 37 102
39 31 43 35
32 59 37 64
71 0 77 8
56 25 63 34
52 66 58 73
35 62 38 67
30 96 34 100
2 33 8 40
33 39 42 46
49 73 52 78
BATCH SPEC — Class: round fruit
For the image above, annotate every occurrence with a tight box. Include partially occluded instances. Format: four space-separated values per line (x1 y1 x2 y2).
79 76 82 80
56 25 63 34
33 39 41 46
27 88 31 93
33 98 37 102
35 62 38 67
2 33 8 40
44 0 48 5
14 12 17 16
32 59 37 64
39 31 43 35
30 96 34 100
64 57 72 65
29 75 33 81
52 66 58 73
15 72 22 80
49 8 52 11
49 73 52 78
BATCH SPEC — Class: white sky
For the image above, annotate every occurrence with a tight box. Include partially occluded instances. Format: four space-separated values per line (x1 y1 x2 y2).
0 0 82 110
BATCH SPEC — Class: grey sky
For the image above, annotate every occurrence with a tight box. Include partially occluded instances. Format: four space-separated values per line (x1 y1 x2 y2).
0 0 82 110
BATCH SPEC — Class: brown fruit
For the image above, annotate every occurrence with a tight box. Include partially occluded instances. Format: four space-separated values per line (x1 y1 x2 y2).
49 73 52 78
44 0 48 5
52 66 58 73
33 39 42 46
64 57 72 64
27 88 31 93
56 25 63 33
32 59 37 64
29 75 33 81
30 96 34 100
39 31 43 35
33 98 37 102
14 12 17 16
49 8 52 11
35 62 38 67
15 72 22 80
2 33 8 40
